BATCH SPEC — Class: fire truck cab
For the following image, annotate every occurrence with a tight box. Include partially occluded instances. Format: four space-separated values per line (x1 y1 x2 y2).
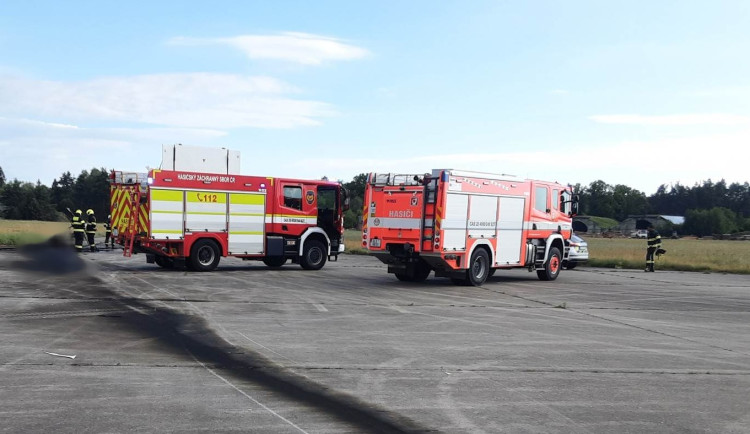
363 169 578 286
109 145 347 271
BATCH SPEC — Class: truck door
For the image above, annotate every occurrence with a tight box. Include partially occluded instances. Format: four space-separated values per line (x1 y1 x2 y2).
277 183 313 236
316 185 339 242
531 184 556 235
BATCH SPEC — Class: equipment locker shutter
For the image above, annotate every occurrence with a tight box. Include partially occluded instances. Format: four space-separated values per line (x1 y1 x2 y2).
150 189 184 239
443 193 469 250
496 196 524 265
468 195 497 239
228 193 265 254
185 191 227 233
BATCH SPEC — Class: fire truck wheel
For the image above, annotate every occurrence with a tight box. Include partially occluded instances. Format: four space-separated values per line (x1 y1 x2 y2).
190 239 221 272
262 256 287 268
301 239 327 270
467 248 490 286
394 260 431 282
394 272 411 282
537 247 562 281
412 260 432 281
154 255 174 269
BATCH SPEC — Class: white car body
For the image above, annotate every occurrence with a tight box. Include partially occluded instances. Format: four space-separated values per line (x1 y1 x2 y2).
565 234 589 269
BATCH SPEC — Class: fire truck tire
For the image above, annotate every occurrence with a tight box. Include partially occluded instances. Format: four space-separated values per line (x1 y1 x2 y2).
263 256 287 268
394 260 431 282
467 248 490 286
189 239 221 272
300 239 326 270
537 246 562 281
412 260 432 281
394 272 410 282
154 255 174 269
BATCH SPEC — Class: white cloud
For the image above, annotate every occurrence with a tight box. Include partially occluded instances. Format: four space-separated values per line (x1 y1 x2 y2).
286 129 749 195
589 113 750 126
0 117 228 184
0 73 335 129
168 32 369 65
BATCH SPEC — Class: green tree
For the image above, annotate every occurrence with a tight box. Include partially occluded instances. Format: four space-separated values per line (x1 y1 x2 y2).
611 185 648 221
0 166 5 187
343 173 367 229
579 180 615 219
73 168 110 219
51 171 76 214
0 180 58 220
34 181 62 221
683 207 739 237
0 180 26 219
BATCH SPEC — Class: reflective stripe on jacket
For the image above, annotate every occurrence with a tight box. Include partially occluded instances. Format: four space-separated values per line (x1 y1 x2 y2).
647 229 661 248
86 215 97 233
71 216 85 232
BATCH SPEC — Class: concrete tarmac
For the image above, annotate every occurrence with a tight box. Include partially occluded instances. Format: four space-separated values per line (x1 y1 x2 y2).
2 244 750 433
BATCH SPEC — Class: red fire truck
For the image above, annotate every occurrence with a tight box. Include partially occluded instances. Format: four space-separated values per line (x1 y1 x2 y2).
362 169 578 286
109 146 347 271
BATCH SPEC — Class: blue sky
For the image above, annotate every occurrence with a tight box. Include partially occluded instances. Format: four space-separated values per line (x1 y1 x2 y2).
1 0 749 194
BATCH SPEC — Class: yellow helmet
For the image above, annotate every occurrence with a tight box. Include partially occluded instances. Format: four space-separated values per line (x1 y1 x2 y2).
86 209 94 215
75 209 82 214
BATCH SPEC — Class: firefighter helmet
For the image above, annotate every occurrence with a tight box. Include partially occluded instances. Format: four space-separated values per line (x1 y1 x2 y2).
75 209 82 215
86 209 94 215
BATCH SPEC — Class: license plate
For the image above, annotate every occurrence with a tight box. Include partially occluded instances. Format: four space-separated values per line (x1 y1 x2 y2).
370 238 381 248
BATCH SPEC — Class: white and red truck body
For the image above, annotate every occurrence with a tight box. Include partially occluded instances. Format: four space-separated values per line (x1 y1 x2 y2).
362 169 577 285
109 145 346 271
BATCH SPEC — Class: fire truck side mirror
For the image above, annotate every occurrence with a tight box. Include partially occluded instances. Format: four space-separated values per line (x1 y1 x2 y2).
342 188 350 212
570 195 580 216
561 192 579 216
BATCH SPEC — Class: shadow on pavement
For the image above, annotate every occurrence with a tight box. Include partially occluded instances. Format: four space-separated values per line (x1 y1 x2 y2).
12 237 437 434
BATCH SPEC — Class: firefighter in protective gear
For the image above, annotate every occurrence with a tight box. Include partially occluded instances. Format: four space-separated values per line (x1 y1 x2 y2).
71 209 85 253
104 214 114 249
86 209 98 252
645 225 661 272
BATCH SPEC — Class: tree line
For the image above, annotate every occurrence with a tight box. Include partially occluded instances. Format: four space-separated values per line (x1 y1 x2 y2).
0 166 110 222
1 165 748 236
341 175 750 236
572 179 750 235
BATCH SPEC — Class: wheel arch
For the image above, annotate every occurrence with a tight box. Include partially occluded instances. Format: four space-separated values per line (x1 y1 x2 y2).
185 234 225 257
299 228 331 256
467 240 495 270
542 234 565 264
